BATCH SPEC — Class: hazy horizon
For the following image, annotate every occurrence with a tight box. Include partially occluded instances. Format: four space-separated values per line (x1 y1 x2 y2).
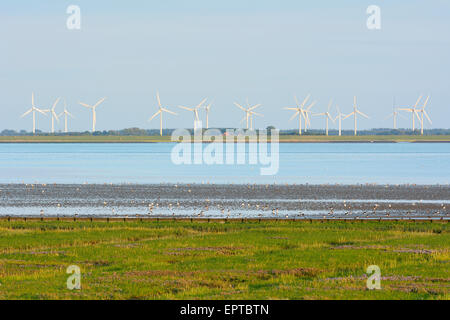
1 1 449 132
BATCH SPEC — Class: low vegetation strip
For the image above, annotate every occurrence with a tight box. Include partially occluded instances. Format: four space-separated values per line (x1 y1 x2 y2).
0 135 450 143
0 220 448 299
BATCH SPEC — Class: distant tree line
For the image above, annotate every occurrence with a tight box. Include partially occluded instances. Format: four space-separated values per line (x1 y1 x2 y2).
1 127 450 136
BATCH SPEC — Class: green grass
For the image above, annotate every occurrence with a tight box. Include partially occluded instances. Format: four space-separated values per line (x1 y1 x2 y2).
0 135 449 143
278 135 450 142
0 220 448 300
0 135 174 143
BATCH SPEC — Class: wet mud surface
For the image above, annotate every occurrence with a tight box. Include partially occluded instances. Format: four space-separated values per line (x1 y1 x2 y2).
0 183 449 219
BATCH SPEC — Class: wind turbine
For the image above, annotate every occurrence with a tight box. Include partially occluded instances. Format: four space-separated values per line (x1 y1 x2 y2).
58 99 75 133
21 92 47 134
343 96 369 136
149 92 177 136
248 110 264 130
204 102 213 129
398 95 422 132
178 98 207 131
234 99 262 130
385 98 405 130
79 97 106 132
283 94 311 135
43 97 61 134
313 99 335 136
416 96 432 135
334 106 346 136
302 99 317 133
385 108 401 130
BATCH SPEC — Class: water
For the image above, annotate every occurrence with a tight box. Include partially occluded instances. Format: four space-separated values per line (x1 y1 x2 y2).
0 142 449 184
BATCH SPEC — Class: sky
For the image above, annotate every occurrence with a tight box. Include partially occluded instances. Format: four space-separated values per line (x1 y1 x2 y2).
1 0 449 132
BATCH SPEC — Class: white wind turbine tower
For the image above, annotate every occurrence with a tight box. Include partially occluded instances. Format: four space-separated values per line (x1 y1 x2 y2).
302 98 317 133
59 99 75 133
343 96 369 136
385 107 401 129
313 99 335 136
385 98 405 130
283 95 312 135
43 97 61 134
234 99 262 130
416 96 432 135
79 97 106 132
334 106 346 136
149 92 178 136
398 95 422 132
178 98 207 131
203 102 213 129
21 92 47 134
248 110 264 130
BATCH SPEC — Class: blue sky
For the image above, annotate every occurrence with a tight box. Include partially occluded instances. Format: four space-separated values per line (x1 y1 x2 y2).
1 1 449 132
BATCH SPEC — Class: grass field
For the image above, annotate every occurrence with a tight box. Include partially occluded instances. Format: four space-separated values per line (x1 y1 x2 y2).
0 135 450 143
0 220 448 300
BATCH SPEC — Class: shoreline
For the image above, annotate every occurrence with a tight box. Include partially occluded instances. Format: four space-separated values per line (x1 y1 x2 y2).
0 216 448 222
0 135 450 143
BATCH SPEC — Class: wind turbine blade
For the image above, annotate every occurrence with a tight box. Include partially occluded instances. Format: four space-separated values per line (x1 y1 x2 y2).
423 110 432 124
31 92 35 107
178 105 194 112
52 111 60 122
156 92 161 107
284 107 298 111
414 95 422 108
384 114 393 120
397 112 407 120
249 104 261 111
68 111 75 119
21 109 32 117
234 103 246 111
240 116 246 124
149 110 161 121
161 108 177 116
306 101 316 111
327 113 335 123
312 113 325 117
196 98 207 108
304 113 311 126
79 102 92 108
52 97 60 110
301 94 311 107
36 108 48 116
328 99 333 112
294 95 300 107
289 111 300 121
251 112 263 117
415 111 421 122
343 112 354 120
357 110 369 119
422 96 430 109
93 97 106 109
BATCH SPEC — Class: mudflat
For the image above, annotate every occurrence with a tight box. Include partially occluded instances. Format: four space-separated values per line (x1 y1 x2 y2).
0 183 448 219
